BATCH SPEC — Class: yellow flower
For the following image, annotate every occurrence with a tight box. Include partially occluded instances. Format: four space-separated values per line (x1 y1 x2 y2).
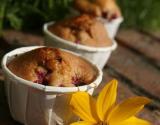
70 79 151 125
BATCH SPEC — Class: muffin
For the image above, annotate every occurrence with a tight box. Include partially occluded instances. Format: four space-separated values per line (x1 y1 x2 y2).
7 47 97 87
74 0 121 21
48 14 112 47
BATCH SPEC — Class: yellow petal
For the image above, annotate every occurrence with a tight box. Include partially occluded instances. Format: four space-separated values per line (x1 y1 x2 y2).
70 121 94 125
96 79 118 121
108 96 151 124
70 92 99 123
111 116 151 125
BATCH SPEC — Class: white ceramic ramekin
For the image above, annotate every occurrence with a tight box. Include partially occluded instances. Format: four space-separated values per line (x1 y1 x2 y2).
43 23 118 69
98 17 123 39
1 46 103 125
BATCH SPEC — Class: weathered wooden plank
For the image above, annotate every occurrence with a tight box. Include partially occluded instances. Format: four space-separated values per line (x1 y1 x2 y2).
139 109 160 125
140 30 160 42
2 30 44 46
116 29 160 67
108 45 160 101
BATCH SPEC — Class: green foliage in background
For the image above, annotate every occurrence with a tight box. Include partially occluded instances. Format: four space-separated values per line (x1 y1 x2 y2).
118 0 160 30
0 0 72 31
0 0 160 31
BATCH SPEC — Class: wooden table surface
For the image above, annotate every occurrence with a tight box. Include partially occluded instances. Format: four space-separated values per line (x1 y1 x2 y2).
0 29 160 125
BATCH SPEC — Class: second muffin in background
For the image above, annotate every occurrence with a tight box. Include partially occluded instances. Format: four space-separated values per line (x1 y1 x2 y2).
48 14 112 47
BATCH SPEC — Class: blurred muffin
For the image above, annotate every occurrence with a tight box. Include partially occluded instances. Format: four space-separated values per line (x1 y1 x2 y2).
7 47 97 87
48 14 112 47
74 0 121 21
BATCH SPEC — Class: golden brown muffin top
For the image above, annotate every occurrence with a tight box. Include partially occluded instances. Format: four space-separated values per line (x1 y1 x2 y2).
7 47 97 87
48 14 112 47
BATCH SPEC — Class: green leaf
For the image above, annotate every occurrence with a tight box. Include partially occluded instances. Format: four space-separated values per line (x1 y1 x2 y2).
7 13 22 30
0 1 7 33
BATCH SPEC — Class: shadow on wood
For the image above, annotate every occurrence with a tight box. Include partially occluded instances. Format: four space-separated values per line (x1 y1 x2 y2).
0 80 21 125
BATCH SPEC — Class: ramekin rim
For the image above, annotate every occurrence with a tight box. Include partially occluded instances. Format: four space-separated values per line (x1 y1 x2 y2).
1 46 103 93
